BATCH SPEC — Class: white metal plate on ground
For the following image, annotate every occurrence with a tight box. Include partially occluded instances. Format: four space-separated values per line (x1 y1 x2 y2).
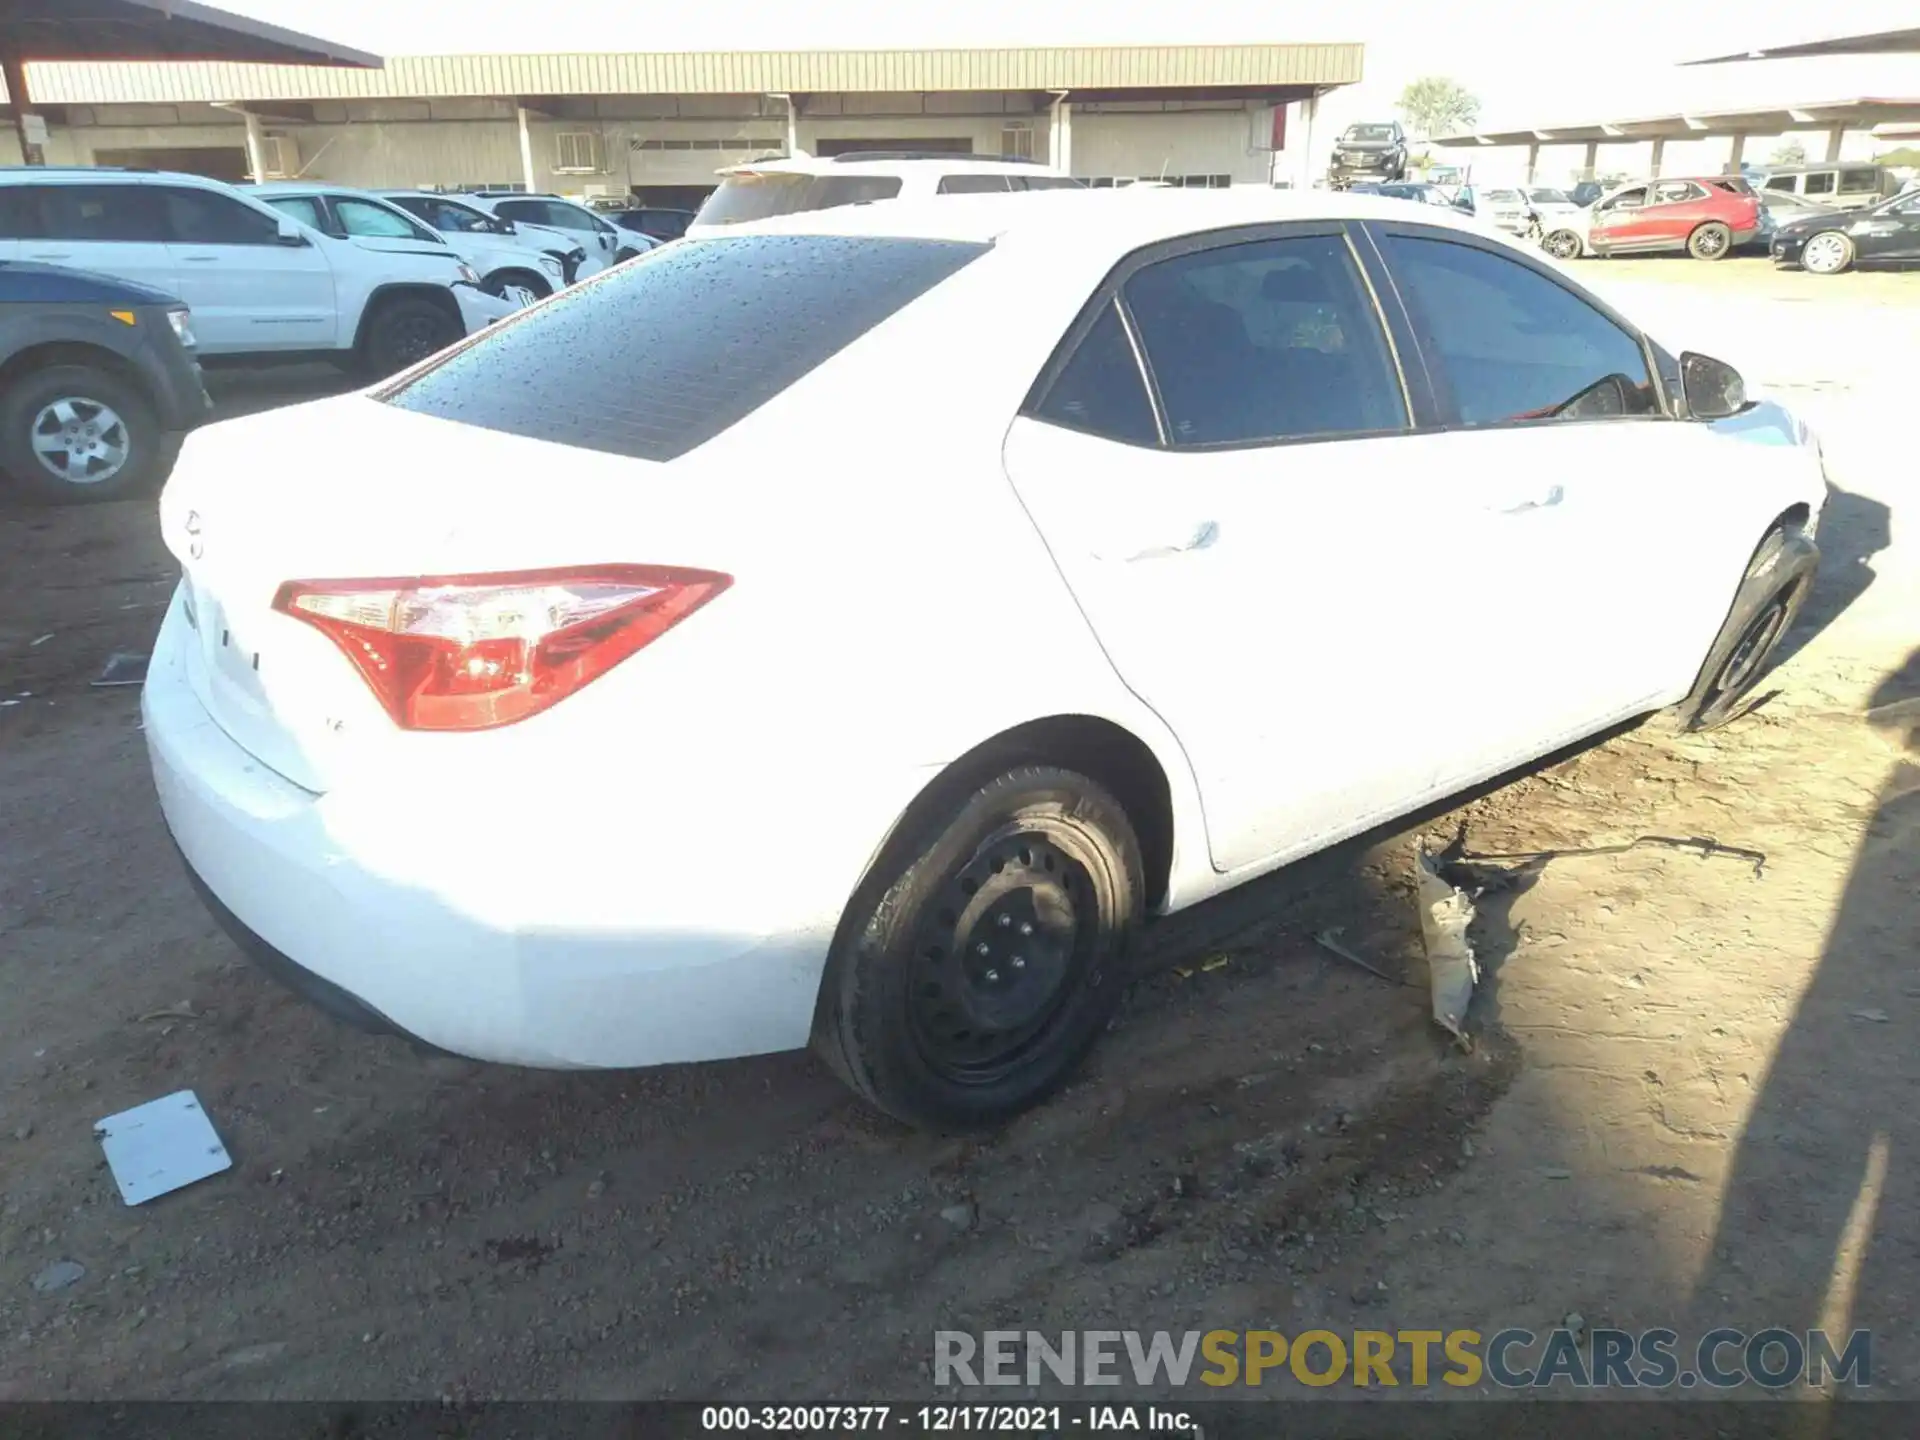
95 1090 231 1206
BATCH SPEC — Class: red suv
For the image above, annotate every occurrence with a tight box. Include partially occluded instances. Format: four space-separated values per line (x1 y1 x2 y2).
1580 175 1761 261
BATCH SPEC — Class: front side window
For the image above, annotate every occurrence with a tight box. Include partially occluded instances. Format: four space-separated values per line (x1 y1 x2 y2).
161 187 281 245
1602 187 1648 211
36 184 162 242
333 197 437 242
1121 233 1407 447
1031 300 1157 446
262 195 327 231
1764 175 1798 193
418 199 489 232
1380 234 1659 426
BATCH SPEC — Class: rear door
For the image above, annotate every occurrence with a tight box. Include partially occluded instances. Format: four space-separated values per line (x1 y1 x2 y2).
1588 184 1650 251
1643 179 1710 248
1002 224 1508 873
159 184 335 354
13 181 178 295
1367 223 1725 769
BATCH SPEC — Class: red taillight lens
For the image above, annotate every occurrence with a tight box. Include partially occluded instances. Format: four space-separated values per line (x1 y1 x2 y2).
272 564 730 731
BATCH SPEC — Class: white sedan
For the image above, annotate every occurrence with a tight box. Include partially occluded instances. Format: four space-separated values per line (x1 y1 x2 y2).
144 189 1825 1130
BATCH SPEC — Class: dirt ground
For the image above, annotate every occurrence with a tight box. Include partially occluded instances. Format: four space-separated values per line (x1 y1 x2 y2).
0 265 1915 1404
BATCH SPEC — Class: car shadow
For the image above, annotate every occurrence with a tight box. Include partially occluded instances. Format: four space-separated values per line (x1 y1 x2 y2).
1683 646 1920 1362
1769 481 1891 671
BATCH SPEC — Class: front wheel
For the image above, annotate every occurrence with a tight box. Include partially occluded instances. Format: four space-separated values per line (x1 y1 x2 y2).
359 297 462 378
482 270 552 304
0 364 166 504
813 766 1144 1130
1666 528 1818 732
1801 231 1855 276
1687 221 1733 261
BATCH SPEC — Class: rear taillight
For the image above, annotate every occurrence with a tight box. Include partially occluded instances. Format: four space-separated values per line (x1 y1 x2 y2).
272 565 730 731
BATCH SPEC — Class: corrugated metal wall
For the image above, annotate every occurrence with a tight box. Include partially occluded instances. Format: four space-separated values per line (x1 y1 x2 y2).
20 45 1362 105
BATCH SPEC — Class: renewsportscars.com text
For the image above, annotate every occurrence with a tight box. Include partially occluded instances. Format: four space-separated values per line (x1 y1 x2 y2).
934 1327 1871 1390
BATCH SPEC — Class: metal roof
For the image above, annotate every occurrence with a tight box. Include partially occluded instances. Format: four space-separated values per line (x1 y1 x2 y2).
0 0 379 67
1687 27 1920 63
1438 97 1920 147
21 43 1361 106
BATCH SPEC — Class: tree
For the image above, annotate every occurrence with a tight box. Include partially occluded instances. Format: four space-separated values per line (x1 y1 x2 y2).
1769 137 1807 166
1397 77 1481 140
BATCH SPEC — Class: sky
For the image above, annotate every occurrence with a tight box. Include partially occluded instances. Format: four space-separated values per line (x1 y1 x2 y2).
204 0 1920 177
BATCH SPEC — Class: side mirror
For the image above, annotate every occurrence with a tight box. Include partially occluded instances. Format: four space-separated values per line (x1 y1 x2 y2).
275 217 308 246
494 218 517 235
1680 351 1748 420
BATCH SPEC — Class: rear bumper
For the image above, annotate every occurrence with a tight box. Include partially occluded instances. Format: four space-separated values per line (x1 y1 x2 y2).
141 596 932 1069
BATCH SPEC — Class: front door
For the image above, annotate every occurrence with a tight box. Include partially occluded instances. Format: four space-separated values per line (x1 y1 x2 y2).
1368 223 1715 774
1588 184 1651 252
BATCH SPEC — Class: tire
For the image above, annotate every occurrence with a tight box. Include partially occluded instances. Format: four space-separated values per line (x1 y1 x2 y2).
1666 527 1818 732
0 363 165 505
1801 230 1855 276
482 269 552 302
1542 229 1583 261
359 296 461 378
812 765 1144 1130
1687 222 1733 261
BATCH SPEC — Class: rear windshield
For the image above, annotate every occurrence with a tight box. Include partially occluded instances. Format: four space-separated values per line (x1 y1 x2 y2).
697 173 905 227
380 234 986 462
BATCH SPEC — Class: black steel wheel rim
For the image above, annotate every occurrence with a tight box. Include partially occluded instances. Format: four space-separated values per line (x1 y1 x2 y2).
1709 595 1790 705
907 829 1099 1083
390 316 443 366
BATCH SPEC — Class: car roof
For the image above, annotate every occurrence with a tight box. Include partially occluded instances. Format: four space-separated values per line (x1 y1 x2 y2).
702 184 1511 256
251 180 395 199
714 153 1071 179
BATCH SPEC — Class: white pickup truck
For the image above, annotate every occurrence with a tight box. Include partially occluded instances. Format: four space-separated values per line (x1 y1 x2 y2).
0 168 516 376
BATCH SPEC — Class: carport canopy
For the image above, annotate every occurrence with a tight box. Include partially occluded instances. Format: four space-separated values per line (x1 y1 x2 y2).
1436 97 1920 148
2 0 379 161
1686 26 1920 63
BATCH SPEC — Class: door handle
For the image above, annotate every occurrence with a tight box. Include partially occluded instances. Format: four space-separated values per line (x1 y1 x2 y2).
26 251 72 261
1489 484 1564 516
182 255 220 263
1106 519 1220 563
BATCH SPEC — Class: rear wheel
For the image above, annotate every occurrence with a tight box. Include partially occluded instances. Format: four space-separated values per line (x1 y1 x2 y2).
1687 221 1733 261
0 363 165 505
359 296 461 378
1801 231 1855 276
813 766 1143 1130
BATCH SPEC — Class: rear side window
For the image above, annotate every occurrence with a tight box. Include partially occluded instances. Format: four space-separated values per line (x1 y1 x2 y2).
1019 176 1084 192
1380 235 1658 426
697 173 904 226
1032 301 1158 446
938 175 1013 195
1803 172 1836 196
1839 167 1881 191
382 234 986 462
263 195 327 231
36 184 162 242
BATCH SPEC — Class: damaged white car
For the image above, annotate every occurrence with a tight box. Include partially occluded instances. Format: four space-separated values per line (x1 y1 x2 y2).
145 190 1825 1130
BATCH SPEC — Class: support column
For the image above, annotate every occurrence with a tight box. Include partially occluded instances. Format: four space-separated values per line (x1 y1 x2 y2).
2 52 44 165
1582 141 1598 180
241 108 269 184
1524 142 1540 184
1726 133 1747 174
784 96 799 157
516 104 537 192
1297 91 1319 189
1649 137 1666 177
1048 93 1072 175
1824 125 1845 162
